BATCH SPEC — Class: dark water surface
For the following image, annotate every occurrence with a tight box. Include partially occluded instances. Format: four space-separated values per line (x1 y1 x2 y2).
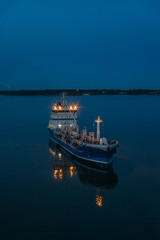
0 95 160 240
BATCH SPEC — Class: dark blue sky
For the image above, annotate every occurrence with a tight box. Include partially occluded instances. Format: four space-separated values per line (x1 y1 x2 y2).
0 0 160 90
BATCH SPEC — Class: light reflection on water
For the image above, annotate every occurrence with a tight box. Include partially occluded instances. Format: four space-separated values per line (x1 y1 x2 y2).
49 140 118 208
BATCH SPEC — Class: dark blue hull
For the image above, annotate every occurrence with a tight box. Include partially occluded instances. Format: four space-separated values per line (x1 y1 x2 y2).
48 129 114 168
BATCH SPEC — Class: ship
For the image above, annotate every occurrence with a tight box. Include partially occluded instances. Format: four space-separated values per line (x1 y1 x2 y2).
48 95 119 169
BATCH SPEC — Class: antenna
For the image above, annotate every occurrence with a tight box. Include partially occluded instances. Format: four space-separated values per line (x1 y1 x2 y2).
61 92 65 105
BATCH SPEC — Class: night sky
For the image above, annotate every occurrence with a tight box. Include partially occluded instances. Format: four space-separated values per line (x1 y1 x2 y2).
0 0 160 90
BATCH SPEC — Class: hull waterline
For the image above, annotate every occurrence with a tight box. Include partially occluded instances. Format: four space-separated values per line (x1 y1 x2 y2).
49 129 113 169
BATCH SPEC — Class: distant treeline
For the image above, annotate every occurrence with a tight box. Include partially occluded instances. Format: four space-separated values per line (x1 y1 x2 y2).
0 89 160 96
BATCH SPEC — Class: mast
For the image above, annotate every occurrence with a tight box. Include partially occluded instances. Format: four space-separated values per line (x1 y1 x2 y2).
95 114 103 141
62 92 65 105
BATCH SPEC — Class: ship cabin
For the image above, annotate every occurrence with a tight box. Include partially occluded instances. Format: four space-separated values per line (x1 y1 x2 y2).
49 102 78 130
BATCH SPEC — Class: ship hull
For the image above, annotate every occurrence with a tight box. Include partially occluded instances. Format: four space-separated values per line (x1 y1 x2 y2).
48 128 114 169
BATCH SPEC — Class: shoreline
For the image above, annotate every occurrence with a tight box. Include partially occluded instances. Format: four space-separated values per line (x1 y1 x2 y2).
0 89 160 96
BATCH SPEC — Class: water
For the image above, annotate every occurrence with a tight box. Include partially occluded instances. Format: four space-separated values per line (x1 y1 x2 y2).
0 95 160 240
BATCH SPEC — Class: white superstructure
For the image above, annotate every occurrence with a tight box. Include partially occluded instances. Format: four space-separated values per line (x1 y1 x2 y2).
48 99 78 131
